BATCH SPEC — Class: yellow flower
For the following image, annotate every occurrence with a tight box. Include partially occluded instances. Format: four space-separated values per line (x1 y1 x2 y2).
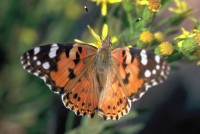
169 0 197 22
139 31 153 44
136 0 161 12
193 29 200 45
175 27 195 40
74 24 117 48
148 0 161 12
91 0 122 16
175 28 199 50
175 28 200 45
154 31 165 42
159 42 174 55
169 0 188 14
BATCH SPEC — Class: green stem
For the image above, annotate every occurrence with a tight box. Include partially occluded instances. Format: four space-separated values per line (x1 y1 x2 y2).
127 12 134 34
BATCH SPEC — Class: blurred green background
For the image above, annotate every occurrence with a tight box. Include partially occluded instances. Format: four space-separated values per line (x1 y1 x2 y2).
1 0 200 134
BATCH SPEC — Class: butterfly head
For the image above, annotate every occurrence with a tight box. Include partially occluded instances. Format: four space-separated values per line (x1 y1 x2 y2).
101 36 112 49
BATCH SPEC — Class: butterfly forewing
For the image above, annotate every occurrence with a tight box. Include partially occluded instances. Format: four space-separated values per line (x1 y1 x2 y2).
21 43 97 94
112 47 169 101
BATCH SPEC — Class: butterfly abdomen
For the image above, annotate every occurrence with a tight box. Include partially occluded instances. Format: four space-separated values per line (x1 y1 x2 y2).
95 42 113 88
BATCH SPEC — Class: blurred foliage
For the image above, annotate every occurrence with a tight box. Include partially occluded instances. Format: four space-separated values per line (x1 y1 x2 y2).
0 0 200 134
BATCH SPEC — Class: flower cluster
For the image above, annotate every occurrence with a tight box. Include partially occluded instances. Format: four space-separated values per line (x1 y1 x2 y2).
76 0 200 65
136 0 161 12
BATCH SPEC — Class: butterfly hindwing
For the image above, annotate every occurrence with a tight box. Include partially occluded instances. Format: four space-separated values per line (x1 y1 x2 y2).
21 43 97 94
62 62 99 117
112 47 169 101
98 73 131 120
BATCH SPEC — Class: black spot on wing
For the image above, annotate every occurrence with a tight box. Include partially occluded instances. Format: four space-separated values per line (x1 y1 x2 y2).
107 105 111 109
78 47 82 53
122 50 126 57
76 52 80 59
68 68 76 79
65 45 73 58
73 59 80 65
129 48 139 62
73 93 78 99
123 73 130 84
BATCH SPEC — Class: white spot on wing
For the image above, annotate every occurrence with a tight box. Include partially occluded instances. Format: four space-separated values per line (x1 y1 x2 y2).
151 79 158 86
144 70 151 77
49 43 59 58
145 84 151 90
26 53 30 59
140 50 147 58
140 50 148 65
42 62 50 69
156 65 160 70
34 47 40 55
152 69 156 75
161 71 165 76
155 55 160 63
33 56 37 60
37 61 41 65
141 58 148 65
33 70 40 76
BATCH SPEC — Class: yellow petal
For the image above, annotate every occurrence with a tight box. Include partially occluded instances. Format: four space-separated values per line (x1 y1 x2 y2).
111 36 118 43
101 2 107 16
182 27 190 35
169 0 188 14
74 39 99 48
136 0 149 5
127 45 133 48
89 42 100 48
174 27 190 40
177 40 183 47
87 25 101 41
108 0 122 3
102 24 108 39
74 39 86 44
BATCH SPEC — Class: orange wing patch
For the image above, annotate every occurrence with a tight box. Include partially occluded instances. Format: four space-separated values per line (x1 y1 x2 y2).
49 44 96 94
112 48 145 100
98 74 131 120
112 47 169 101
50 53 76 87
62 64 99 117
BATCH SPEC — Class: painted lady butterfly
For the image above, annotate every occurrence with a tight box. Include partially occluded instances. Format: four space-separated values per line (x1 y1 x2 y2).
20 36 169 120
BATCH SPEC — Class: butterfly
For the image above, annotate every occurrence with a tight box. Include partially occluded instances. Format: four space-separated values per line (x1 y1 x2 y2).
20 36 169 120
